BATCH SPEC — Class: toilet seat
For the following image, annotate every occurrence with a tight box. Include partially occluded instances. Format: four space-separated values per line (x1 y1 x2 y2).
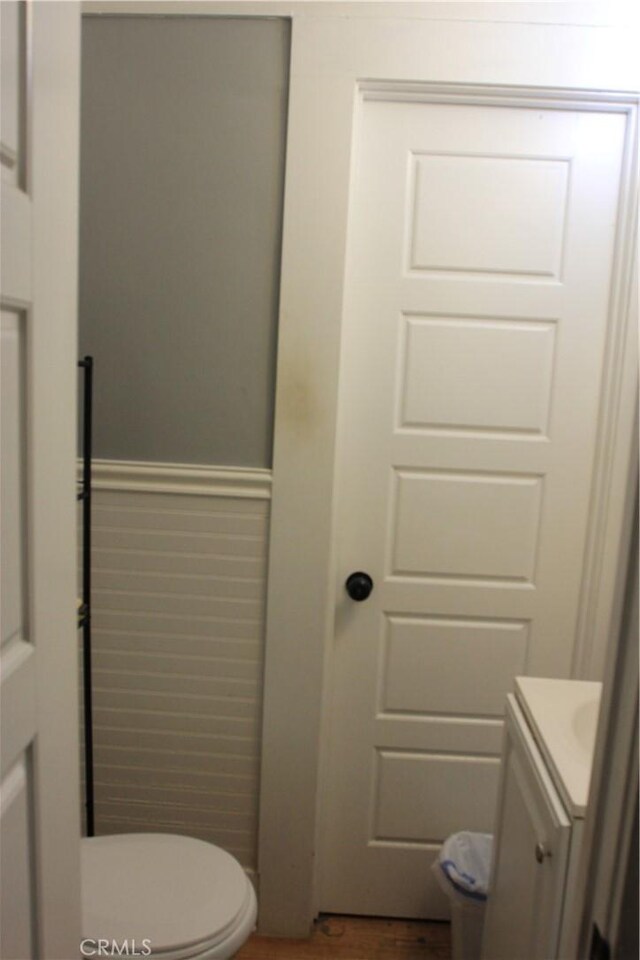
141 877 256 960
144 883 257 960
81 834 257 959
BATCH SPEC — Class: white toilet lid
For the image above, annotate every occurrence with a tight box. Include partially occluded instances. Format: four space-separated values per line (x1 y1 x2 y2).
81 834 251 955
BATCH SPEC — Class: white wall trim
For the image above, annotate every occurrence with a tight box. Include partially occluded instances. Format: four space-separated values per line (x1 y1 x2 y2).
81 2 640 29
571 186 639 680
79 458 273 499
568 519 638 958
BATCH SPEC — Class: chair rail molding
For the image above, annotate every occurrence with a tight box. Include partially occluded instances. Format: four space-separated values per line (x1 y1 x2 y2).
79 459 273 500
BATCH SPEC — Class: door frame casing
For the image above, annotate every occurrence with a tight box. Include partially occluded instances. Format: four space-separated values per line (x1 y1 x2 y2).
258 12 639 937
31 7 83 949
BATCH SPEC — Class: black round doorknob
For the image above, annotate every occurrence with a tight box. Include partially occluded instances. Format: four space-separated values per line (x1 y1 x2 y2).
345 571 374 602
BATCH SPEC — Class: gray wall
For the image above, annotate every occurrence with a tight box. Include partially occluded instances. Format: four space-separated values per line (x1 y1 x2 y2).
79 16 290 467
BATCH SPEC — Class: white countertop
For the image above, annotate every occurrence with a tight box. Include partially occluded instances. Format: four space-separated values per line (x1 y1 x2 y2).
515 676 602 818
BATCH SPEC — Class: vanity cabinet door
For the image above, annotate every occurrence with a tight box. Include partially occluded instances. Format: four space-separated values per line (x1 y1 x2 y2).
481 696 571 960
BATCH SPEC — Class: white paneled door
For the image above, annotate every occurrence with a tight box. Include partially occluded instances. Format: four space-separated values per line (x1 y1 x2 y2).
321 95 628 917
0 3 81 957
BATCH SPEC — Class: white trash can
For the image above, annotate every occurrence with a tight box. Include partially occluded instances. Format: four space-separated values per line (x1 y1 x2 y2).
432 832 492 960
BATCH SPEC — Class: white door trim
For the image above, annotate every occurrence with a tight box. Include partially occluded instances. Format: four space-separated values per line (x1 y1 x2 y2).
30 6 83 953
567 508 638 958
79 1 640 28
259 13 639 936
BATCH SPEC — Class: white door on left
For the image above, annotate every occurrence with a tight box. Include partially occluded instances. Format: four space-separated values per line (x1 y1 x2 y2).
1 3 81 957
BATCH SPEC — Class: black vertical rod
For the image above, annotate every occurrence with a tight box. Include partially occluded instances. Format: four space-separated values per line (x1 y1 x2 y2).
79 356 94 836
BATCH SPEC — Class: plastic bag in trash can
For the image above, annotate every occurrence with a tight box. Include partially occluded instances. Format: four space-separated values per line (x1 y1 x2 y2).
433 831 493 903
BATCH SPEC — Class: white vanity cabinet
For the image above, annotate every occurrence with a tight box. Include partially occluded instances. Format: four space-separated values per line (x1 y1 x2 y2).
481 678 601 960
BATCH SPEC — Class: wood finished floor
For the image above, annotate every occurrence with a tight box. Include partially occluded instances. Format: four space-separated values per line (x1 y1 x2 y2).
236 915 452 960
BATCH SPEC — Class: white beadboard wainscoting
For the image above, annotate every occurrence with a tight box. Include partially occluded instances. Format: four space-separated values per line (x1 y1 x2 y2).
78 460 271 872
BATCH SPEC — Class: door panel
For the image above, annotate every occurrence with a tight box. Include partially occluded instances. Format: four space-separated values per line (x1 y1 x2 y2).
382 615 528 717
0 2 81 956
375 752 500 842
0 759 35 960
400 315 557 435
409 153 569 278
392 469 542 579
1 312 27 647
0 0 23 190
1 6 38 953
321 97 626 916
